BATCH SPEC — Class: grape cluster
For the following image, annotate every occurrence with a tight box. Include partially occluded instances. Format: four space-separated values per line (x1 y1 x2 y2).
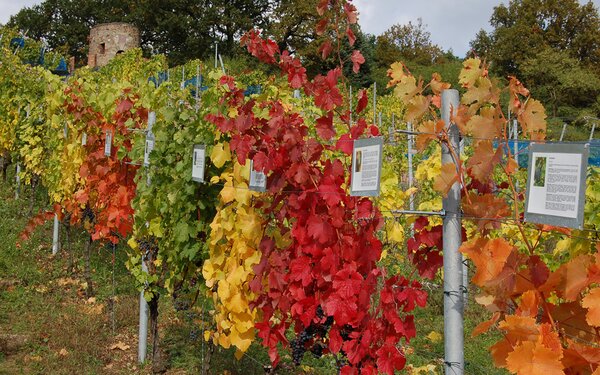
137 236 158 255
81 206 95 223
310 342 324 358
340 324 352 340
291 329 312 365
189 328 200 341
290 307 337 364
173 298 191 311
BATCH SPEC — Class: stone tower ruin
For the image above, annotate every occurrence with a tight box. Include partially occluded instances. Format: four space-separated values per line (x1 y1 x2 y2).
87 23 140 68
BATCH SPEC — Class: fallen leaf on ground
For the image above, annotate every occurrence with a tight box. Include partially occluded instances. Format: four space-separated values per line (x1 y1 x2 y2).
110 342 130 351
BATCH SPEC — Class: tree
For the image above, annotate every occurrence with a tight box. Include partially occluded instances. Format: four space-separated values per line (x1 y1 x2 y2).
470 0 600 76
374 19 444 69
267 0 320 54
520 48 600 117
470 0 600 117
469 29 493 60
7 0 276 65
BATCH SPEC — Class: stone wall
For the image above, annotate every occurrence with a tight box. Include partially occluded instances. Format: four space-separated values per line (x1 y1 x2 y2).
87 23 140 68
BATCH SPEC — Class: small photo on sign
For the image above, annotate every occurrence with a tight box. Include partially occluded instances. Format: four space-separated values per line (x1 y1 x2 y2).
192 144 206 183
355 151 362 172
249 160 267 192
533 156 546 187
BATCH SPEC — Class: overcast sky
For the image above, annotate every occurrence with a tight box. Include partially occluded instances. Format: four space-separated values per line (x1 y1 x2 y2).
1 0 599 57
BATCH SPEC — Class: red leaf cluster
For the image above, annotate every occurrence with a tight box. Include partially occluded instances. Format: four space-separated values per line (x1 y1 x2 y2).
406 217 444 279
66 89 142 244
208 30 428 373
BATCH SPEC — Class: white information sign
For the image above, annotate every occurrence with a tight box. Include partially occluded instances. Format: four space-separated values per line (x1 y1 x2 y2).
192 144 206 183
350 137 383 196
525 143 589 229
144 139 154 167
81 132 87 146
249 160 267 192
104 130 112 156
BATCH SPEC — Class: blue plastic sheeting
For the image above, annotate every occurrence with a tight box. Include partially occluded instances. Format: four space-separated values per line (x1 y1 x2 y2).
148 72 170 87
148 73 261 98
244 84 262 96
53 58 69 76
38 47 45 66
183 76 208 97
10 37 25 49
498 140 600 168
589 140 600 166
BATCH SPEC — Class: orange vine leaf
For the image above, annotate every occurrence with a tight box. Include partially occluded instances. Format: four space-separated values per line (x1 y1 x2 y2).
433 162 458 196
582 287 600 327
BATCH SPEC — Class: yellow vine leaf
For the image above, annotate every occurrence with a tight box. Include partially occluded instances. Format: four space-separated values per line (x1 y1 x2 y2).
459 58 483 88
386 221 404 243
393 75 420 102
211 142 231 168
203 155 263 354
426 331 442 343
518 99 546 141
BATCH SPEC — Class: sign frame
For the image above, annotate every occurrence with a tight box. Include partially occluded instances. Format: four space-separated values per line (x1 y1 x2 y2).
104 130 112 156
191 144 206 183
249 160 267 192
350 137 383 197
524 142 589 229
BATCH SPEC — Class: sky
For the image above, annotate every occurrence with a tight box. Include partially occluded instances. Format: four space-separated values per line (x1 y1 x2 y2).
1 0 599 57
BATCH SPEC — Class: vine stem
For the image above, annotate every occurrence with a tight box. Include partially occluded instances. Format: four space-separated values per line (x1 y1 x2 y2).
500 157 534 254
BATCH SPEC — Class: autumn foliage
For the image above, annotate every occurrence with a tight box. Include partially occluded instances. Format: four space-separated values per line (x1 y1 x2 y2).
8 0 600 374
389 56 600 374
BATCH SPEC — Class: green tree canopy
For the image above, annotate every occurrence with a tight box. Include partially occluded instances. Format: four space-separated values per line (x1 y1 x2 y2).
374 19 444 69
470 0 600 117
8 0 276 65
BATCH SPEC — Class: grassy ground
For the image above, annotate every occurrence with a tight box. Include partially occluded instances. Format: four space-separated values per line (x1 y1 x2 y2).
0 174 506 374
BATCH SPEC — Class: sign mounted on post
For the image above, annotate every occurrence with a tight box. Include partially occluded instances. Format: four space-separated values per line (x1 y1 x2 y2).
249 160 267 192
104 130 112 156
350 137 383 197
144 139 154 167
144 112 156 167
191 144 206 183
525 143 589 229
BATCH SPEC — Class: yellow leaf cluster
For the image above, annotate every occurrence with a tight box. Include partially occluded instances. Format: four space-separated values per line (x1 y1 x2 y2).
203 155 263 353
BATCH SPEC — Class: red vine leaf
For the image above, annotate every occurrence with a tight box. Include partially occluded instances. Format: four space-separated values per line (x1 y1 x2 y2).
316 113 336 140
350 50 365 74
347 27 356 46
355 89 368 114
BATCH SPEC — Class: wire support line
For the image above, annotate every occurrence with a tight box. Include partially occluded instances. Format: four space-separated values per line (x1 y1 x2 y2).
389 209 445 217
